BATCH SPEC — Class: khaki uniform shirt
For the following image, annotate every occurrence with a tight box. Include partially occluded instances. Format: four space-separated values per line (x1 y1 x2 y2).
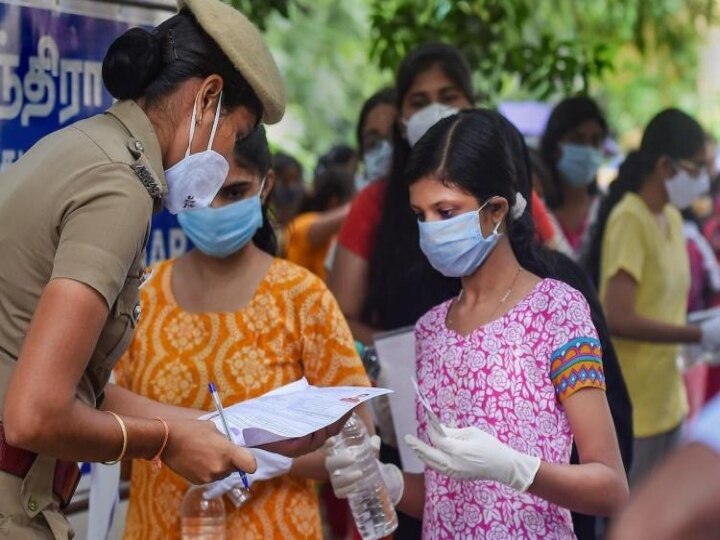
0 100 166 538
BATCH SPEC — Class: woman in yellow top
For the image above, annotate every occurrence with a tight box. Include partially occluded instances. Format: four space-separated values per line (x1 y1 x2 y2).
587 109 720 486
116 127 372 540
284 167 355 280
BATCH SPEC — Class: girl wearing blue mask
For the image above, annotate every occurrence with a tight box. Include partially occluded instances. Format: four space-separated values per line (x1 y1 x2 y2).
115 127 374 539
540 96 609 261
329 44 475 539
326 110 628 539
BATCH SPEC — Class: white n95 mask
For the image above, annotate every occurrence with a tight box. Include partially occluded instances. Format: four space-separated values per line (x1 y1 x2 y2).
163 92 229 214
665 167 710 210
405 103 459 147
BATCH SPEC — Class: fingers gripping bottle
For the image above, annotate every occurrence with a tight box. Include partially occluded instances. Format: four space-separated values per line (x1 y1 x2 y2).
329 413 398 540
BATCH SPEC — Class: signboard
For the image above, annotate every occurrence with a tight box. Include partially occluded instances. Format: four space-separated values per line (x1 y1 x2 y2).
0 0 190 265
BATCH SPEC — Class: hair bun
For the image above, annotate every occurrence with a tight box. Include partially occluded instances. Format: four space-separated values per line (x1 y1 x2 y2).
102 28 161 100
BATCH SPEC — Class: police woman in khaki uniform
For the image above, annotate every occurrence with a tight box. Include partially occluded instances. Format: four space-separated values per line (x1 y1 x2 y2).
0 1 339 537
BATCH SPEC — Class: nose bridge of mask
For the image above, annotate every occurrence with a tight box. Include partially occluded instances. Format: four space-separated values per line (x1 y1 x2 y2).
185 92 224 158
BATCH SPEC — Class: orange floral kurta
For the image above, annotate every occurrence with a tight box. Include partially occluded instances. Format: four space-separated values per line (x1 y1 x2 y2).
115 258 370 540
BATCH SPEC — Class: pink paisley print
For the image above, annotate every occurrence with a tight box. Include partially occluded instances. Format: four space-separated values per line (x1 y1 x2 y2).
416 279 601 539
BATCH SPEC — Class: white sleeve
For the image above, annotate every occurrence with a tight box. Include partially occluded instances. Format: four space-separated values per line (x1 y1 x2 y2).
690 394 720 454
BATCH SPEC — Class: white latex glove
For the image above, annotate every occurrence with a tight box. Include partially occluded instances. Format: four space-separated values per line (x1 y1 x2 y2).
324 435 404 505
700 317 720 348
405 423 541 492
204 448 293 499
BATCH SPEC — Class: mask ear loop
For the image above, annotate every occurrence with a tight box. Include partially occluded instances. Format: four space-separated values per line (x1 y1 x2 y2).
206 92 223 152
185 93 200 158
478 196 505 236
257 176 267 200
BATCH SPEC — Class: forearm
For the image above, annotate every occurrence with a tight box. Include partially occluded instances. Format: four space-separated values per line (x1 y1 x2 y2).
608 312 700 344
290 447 328 480
9 397 165 463
396 472 424 519
308 205 350 248
348 319 379 346
103 383 200 421
327 246 378 346
528 461 628 516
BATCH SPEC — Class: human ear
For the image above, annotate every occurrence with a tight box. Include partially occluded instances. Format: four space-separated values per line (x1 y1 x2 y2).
656 155 675 180
489 197 509 226
196 74 224 124
261 170 276 202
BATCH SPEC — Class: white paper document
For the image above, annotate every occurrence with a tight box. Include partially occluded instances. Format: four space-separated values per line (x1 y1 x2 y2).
201 378 391 447
374 327 425 474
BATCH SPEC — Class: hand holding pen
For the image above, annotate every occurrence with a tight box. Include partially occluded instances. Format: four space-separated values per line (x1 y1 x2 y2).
208 382 252 506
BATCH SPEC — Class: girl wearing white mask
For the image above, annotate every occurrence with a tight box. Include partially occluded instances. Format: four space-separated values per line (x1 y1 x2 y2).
539 96 610 261
355 87 398 190
116 127 373 539
326 110 629 539
587 108 720 487
331 43 474 347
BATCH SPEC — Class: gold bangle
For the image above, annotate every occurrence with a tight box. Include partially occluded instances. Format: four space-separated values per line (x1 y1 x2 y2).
103 411 128 465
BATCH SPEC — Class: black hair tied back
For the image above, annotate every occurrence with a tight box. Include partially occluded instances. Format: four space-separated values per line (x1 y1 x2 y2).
102 27 162 100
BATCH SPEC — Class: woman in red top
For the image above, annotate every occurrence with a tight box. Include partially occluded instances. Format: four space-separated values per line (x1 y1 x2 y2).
329 44 474 345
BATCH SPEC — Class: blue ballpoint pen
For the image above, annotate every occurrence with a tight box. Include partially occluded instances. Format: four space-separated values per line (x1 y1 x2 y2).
209 382 250 489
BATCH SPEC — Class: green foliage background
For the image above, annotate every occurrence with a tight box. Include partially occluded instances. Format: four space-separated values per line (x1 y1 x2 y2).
228 0 720 169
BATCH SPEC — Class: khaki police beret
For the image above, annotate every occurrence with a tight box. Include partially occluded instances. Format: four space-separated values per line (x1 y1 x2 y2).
177 0 286 124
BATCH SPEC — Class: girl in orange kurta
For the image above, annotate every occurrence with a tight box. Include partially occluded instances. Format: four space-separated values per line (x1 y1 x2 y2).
115 127 371 540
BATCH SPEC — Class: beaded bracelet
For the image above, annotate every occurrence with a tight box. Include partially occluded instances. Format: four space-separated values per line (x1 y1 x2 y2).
151 417 170 470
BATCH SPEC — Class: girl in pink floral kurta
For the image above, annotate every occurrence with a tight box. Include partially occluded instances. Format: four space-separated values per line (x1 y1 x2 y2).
416 278 604 539
323 109 628 540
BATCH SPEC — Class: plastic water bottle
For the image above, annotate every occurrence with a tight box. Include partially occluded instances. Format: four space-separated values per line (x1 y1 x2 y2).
329 413 399 540
180 485 226 540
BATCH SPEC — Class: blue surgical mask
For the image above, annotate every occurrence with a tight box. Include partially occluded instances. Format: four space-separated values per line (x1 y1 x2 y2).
178 180 265 258
418 199 502 277
557 143 604 187
357 140 392 190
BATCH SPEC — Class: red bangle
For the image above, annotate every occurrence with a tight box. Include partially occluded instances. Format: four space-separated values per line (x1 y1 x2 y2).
151 417 169 470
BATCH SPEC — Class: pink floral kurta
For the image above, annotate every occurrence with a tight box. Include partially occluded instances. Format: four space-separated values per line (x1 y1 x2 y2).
416 279 605 539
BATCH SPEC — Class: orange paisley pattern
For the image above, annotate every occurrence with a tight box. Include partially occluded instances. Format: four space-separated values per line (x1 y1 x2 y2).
115 258 370 540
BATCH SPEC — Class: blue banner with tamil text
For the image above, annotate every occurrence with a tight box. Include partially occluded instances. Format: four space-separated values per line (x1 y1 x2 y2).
0 1 188 265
